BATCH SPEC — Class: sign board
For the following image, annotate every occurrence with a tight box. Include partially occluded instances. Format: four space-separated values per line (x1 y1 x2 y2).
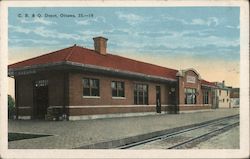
17 70 36 76
187 75 196 83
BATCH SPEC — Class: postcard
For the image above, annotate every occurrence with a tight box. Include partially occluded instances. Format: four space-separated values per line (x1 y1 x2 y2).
0 0 249 158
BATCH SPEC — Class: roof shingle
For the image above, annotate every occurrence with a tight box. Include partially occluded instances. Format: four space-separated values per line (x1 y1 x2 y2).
8 45 215 87
9 45 178 80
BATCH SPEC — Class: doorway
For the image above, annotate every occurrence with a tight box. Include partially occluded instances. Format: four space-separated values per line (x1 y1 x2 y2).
156 86 161 113
33 80 48 119
168 86 178 113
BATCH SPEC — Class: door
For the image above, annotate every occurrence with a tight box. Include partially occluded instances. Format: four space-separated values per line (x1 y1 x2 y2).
169 86 177 113
33 80 48 119
156 86 161 113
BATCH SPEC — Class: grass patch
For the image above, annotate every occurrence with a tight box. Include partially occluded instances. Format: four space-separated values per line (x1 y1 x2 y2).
8 133 52 141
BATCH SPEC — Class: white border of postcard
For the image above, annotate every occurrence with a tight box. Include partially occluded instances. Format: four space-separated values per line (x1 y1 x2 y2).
0 0 249 158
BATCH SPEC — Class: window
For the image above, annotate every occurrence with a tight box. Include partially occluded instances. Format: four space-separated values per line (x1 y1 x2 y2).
227 90 229 96
223 99 225 102
219 90 221 95
111 81 125 97
134 84 148 105
185 88 196 104
83 78 99 96
203 91 209 104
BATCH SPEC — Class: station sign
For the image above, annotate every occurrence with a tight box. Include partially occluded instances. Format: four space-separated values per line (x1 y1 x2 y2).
16 69 36 76
187 75 196 84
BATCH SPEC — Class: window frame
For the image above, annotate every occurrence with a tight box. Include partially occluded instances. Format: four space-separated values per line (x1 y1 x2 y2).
134 83 148 105
111 81 125 98
185 88 197 104
203 90 209 104
82 78 100 97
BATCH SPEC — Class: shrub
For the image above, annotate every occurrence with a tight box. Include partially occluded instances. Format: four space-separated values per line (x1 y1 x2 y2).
8 95 15 119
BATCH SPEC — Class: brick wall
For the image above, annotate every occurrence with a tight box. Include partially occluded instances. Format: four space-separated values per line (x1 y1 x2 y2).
178 70 202 105
68 72 173 106
15 69 214 119
177 69 215 109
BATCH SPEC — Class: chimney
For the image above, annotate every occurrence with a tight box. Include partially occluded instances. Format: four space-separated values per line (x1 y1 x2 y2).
222 80 225 87
93 36 108 55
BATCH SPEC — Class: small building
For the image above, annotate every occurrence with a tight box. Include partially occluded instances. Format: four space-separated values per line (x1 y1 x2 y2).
213 81 231 108
8 36 216 120
230 88 240 108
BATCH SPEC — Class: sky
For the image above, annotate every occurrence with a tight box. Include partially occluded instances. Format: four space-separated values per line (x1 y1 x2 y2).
8 7 240 97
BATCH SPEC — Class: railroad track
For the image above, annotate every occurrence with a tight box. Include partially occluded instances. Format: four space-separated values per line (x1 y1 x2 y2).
117 115 239 149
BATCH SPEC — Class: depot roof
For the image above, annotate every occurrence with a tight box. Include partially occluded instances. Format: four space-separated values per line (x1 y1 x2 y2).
8 45 215 87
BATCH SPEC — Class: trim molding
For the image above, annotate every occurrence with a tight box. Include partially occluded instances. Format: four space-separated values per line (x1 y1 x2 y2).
47 105 175 109
83 96 101 99
17 107 31 109
48 106 64 108
66 105 171 108
178 104 212 107
112 97 126 100
68 112 167 120
18 116 31 120
48 105 172 108
179 109 213 114
18 105 208 109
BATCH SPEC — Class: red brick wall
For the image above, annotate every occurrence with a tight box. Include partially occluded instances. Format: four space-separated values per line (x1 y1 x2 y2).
14 68 213 119
178 70 202 104
68 72 170 106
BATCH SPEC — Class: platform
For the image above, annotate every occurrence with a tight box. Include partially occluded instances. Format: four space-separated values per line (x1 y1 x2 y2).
8 108 239 149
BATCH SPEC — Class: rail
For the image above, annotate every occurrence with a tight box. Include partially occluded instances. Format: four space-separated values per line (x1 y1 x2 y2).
118 114 239 149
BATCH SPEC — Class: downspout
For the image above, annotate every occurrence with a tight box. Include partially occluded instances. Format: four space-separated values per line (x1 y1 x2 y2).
62 71 69 120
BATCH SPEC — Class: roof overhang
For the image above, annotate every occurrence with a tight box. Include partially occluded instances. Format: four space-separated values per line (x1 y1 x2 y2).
201 84 217 89
215 87 231 90
8 61 177 83
8 62 64 77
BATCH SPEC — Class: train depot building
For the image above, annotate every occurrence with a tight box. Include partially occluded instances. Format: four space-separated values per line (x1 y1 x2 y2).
8 37 217 120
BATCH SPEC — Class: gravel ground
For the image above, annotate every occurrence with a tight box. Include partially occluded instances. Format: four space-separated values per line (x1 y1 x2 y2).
193 126 239 149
